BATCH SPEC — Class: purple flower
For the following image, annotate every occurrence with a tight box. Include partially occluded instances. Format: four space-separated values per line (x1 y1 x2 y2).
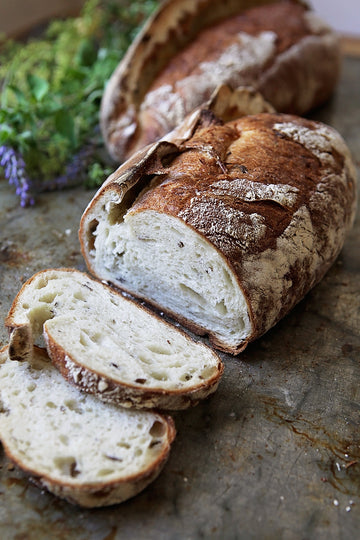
39 144 94 192
0 145 35 207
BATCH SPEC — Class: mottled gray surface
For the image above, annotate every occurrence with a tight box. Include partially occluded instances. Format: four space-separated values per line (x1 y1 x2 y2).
0 56 359 540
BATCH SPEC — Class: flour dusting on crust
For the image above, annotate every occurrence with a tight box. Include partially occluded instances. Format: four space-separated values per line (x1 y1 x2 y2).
140 32 276 135
273 120 354 173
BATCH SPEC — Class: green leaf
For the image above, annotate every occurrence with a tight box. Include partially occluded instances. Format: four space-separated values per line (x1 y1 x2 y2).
7 85 27 104
27 74 49 102
0 123 15 144
54 110 77 148
18 130 33 142
76 38 97 67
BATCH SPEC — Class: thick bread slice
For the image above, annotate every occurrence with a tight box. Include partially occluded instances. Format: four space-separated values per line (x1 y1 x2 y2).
80 112 357 354
0 346 175 508
101 0 340 161
5 269 223 409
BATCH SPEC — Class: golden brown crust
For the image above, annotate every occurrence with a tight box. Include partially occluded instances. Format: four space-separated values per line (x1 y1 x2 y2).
44 321 223 411
130 113 357 350
80 111 357 354
2 417 175 508
147 2 311 91
101 0 340 162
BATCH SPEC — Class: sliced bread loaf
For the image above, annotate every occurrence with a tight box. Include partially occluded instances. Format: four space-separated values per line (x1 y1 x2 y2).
0 345 175 507
5 268 223 410
80 111 357 354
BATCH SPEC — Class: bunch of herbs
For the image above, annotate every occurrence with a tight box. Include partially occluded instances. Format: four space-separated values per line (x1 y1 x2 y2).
0 0 158 206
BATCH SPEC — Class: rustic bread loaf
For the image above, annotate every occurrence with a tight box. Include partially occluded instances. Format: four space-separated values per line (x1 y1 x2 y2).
80 111 357 354
6 268 223 409
101 0 341 162
0 345 175 507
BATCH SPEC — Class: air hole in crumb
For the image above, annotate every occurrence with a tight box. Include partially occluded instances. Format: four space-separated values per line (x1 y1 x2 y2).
222 268 233 287
134 448 142 457
80 332 90 347
34 278 48 290
201 366 217 379
22 303 30 309
150 372 168 382
64 400 83 414
97 468 114 477
28 305 53 334
87 219 99 251
149 421 166 438
138 355 151 365
149 440 162 448
90 333 102 343
59 434 69 445
39 292 58 304
108 202 125 225
147 344 171 355
215 300 227 315
179 283 206 306
117 442 130 449
53 456 80 477
135 378 147 385
46 401 56 408
180 373 192 382
27 383 36 392
73 290 86 302
0 399 9 415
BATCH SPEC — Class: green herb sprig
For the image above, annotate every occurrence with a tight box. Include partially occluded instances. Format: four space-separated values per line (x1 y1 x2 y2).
0 0 158 206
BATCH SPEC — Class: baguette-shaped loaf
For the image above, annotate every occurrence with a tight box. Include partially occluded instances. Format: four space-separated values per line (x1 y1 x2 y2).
5 269 223 408
80 112 357 354
0 346 175 507
101 0 341 161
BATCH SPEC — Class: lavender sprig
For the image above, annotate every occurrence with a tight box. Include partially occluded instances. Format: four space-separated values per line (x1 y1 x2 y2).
39 144 94 192
0 145 35 207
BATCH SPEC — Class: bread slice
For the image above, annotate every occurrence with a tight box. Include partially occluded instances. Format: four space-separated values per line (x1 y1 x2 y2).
101 0 340 162
80 111 357 354
0 345 175 507
5 268 223 410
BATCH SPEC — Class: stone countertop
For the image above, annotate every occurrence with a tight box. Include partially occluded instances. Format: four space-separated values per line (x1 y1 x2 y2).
0 55 359 540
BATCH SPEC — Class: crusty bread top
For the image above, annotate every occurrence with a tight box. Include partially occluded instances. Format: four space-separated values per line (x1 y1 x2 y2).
127 113 357 345
130 113 356 255
147 2 311 93
101 0 340 161
80 111 357 353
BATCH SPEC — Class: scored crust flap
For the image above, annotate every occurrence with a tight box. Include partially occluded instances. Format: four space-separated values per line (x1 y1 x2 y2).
80 108 357 355
101 0 340 162
81 84 274 262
